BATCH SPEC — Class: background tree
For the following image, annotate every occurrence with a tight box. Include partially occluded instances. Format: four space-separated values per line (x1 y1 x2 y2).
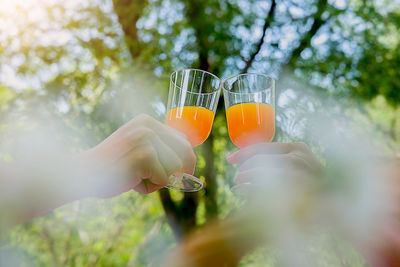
1 0 399 265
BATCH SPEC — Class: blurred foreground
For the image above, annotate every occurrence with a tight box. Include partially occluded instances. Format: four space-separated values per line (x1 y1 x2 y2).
1 0 400 266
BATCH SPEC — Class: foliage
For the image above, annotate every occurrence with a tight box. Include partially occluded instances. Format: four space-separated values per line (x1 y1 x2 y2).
0 0 399 265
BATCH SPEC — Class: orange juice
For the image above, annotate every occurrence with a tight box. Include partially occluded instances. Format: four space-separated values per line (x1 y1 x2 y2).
166 106 214 147
226 103 275 148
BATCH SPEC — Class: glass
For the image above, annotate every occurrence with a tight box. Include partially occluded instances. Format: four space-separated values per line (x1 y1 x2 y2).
165 69 221 192
222 73 275 192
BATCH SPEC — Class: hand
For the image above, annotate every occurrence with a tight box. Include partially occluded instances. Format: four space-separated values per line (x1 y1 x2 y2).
84 114 196 196
227 142 322 189
360 159 400 267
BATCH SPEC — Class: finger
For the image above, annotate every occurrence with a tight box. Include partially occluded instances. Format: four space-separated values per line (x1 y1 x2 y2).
292 150 323 175
234 168 271 184
227 142 293 164
238 154 291 172
238 153 314 173
136 145 169 187
129 114 188 140
134 180 164 194
231 183 259 196
126 144 169 188
161 125 197 175
125 127 183 176
234 167 303 184
148 131 184 176
133 114 196 175
227 142 311 164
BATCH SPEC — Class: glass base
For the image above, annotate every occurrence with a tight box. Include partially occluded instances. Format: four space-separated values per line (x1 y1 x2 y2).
165 173 203 192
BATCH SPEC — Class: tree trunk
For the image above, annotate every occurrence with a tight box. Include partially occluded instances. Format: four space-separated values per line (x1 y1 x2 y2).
181 0 219 225
112 0 199 239
112 0 147 59
203 134 218 220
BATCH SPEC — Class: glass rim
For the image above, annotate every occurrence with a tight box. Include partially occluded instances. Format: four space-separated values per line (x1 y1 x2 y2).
221 72 275 95
170 68 221 95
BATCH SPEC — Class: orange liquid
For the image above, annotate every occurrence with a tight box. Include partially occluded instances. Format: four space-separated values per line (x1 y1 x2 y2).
226 103 275 148
166 106 214 147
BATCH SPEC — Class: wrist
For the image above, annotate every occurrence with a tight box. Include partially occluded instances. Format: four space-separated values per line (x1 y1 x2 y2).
72 148 103 199
74 146 125 199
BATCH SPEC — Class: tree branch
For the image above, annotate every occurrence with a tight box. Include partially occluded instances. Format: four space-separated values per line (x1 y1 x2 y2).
112 0 147 59
158 189 184 239
287 0 329 67
276 0 329 103
180 191 199 232
113 0 194 240
39 225 59 267
88 221 127 267
241 0 277 74
202 135 218 220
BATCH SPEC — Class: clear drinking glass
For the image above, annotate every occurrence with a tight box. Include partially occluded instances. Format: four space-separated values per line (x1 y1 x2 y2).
222 73 275 192
165 69 221 192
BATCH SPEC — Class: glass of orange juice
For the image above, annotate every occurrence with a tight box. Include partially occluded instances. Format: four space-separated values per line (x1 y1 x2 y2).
165 69 220 192
222 73 275 191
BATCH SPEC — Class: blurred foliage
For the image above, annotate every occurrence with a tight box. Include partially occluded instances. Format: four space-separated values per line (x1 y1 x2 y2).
0 0 399 265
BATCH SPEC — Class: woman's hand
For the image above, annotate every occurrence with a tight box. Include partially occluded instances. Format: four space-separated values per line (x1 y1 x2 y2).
85 114 196 196
0 114 196 227
227 142 322 190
